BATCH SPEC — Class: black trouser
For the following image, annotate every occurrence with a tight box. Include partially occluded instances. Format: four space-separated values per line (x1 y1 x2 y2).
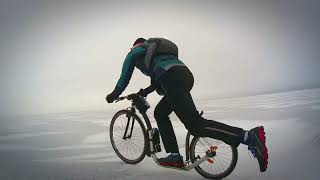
154 66 244 153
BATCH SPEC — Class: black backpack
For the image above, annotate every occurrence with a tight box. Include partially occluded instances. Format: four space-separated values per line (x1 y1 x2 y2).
144 38 178 71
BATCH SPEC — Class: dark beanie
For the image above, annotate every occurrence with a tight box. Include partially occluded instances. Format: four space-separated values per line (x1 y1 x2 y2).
133 38 146 46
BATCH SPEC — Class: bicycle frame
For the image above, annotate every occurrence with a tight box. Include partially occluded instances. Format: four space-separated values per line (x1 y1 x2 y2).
121 94 214 171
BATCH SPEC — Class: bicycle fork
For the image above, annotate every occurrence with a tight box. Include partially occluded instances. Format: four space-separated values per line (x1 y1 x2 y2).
122 114 135 139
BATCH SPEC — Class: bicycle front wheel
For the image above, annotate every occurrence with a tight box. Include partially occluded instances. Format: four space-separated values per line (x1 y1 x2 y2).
190 137 238 179
109 110 147 164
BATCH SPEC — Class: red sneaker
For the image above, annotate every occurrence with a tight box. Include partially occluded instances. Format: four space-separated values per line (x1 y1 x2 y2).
158 154 184 168
248 126 269 172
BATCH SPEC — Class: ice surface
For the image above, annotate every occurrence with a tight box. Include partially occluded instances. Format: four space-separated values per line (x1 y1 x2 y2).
0 88 319 180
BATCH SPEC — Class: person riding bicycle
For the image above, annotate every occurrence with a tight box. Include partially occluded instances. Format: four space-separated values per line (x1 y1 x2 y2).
106 37 269 172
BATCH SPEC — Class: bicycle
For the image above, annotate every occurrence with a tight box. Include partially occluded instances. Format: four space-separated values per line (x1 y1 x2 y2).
109 93 238 179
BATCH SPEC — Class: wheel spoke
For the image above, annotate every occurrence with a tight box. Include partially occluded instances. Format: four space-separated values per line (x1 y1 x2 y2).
191 136 237 178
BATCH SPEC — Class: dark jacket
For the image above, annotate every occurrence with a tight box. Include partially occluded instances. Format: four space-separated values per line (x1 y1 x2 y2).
113 44 185 96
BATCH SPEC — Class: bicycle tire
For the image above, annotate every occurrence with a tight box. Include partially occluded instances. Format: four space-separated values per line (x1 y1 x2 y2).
109 109 147 164
190 137 238 179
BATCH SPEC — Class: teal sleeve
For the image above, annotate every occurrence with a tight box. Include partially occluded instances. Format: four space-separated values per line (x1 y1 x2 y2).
114 47 145 96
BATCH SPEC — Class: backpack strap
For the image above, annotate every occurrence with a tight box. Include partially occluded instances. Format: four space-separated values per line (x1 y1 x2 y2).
144 39 158 71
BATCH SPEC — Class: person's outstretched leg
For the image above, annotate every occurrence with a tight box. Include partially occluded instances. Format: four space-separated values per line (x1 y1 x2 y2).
160 66 268 171
164 85 244 146
160 66 245 146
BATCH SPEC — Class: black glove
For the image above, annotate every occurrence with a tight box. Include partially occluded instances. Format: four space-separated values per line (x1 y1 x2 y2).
106 91 119 103
137 88 148 97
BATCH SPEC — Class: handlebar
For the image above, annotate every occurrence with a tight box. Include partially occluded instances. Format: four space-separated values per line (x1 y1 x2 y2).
113 93 151 112
114 93 140 103
115 96 128 102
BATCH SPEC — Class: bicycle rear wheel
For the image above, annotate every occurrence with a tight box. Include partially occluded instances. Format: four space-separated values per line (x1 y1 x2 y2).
190 137 238 179
109 109 147 164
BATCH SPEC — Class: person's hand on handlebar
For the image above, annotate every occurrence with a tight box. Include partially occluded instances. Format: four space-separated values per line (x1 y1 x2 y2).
137 88 148 97
138 84 156 97
106 88 149 103
106 91 119 103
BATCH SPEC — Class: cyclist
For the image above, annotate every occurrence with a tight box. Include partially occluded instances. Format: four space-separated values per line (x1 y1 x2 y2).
106 38 268 172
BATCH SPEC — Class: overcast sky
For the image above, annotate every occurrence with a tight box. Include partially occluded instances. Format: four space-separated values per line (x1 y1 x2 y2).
0 0 320 116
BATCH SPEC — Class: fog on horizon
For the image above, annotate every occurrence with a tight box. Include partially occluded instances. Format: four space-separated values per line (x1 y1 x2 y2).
1 0 320 116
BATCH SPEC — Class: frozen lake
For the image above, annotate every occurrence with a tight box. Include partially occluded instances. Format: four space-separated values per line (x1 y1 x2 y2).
0 88 319 180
